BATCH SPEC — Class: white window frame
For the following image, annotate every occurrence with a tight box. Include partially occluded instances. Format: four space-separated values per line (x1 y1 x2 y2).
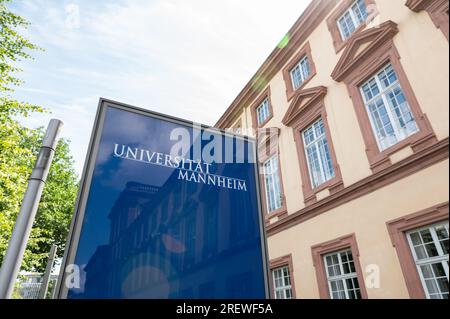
263 155 282 213
337 0 368 40
272 266 293 299
290 56 311 90
359 63 419 152
323 249 362 299
302 118 335 189
256 98 270 125
406 221 449 299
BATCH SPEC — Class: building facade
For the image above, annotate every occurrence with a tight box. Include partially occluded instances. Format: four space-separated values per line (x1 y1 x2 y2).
215 0 449 299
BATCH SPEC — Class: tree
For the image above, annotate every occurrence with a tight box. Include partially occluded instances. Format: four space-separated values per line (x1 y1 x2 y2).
1 0 40 91
0 0 78 272
19 129 79 272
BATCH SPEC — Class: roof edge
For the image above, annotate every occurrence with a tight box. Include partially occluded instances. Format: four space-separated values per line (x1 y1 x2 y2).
215 0 338 129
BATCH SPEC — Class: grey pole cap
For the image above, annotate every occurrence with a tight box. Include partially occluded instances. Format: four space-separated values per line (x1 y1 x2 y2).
30 119 64 182
42 119 64 149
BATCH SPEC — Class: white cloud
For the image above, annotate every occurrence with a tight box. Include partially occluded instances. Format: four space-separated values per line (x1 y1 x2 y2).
65 4 80 29
13 0 312 174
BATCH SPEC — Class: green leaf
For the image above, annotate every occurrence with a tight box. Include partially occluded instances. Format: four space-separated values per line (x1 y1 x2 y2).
0 0 78 272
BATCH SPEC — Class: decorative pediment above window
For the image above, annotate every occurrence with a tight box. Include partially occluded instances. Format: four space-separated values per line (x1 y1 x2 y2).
331 21 399 82
282 86 327 127
406 0 449 40
282 85 343 205
405 0 433 12
406 0 449 13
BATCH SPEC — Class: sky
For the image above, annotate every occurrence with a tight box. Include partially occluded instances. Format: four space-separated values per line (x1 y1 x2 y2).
9 0 311 175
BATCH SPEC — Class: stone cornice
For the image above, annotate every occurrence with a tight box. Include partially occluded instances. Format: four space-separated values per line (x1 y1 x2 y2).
266 137 449 237
331 20 399 82
281 86 327 127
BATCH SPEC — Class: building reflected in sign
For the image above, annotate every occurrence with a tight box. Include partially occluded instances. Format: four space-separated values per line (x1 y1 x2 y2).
69 104 265 299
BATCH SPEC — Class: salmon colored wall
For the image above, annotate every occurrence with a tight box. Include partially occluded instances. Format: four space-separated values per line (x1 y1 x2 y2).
226 0 450 298
238 0 449 216
268 160 449 298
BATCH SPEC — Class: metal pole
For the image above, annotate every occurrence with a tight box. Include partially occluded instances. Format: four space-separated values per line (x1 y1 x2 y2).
38 244 57 299
0 119 63 299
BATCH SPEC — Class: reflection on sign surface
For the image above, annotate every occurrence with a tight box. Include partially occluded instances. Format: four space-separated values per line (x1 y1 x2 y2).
67 104 267 298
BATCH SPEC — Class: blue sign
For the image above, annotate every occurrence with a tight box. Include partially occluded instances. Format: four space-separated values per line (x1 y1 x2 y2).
58 99 269 299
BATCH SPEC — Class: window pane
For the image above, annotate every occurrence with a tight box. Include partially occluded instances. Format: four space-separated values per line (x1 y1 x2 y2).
435 225 449 254
367 98 397 149
347 251 354 262
301 57 311 80
257 99 270 125
432 263 446 277
437 278 449 294
353 277 360 289
425 243 439 258
334 265 341 276
409 223 450 299
435 225 449 241
343 263 350 274
341 252 348 262
330 280 337 291
332 254 339 265
302 118 335 188
318 138 335 180
327 265 335 277
420 264 434 279
441 238 449 255
362 83 372 101
272 266 292 299
341 252 354 275
339 17 351 39
346 278 354 290
344 12 355 35
378 64 397 88
285 289 292 299
338 0 368 40
386 85 418 138
303 128 313 145
353 0 368 23
349 290 357 299
291 65 301 89
306 145 322 187
350 261 356 273
425 279 439 294
330 280 346 299
314 117 325 136
410 232 422 245
369 79 380 96
386 64 397 84
414 245 428 260
263 156 282 213
325 250 361 299
360 64 418 151
291 57 310 90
